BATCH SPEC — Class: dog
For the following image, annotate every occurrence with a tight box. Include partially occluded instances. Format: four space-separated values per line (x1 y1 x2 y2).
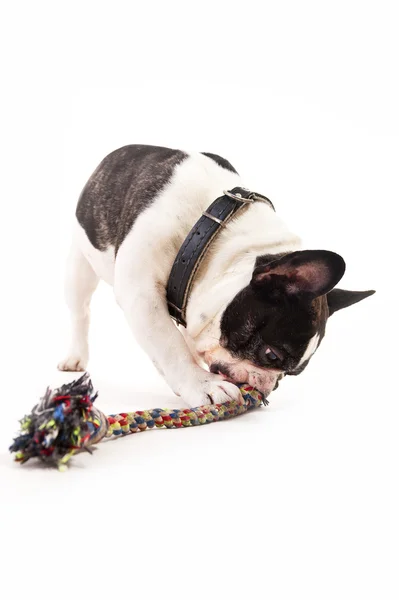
58 145 374 406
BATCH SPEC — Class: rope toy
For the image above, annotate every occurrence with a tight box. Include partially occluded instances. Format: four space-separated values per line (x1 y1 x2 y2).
9 373 267 470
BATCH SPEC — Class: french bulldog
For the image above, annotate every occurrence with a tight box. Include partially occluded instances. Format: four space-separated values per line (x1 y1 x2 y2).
58 145 374 406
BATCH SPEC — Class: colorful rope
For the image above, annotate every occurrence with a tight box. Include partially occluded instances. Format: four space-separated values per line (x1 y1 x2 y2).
9 373 266 469
106 386 265 437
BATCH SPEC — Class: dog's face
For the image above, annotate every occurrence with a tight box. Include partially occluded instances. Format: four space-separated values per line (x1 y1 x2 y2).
194 250 374 397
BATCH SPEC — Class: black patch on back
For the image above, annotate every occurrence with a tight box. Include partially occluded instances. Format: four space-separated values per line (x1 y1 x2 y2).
201 152 238 174
76 145 188 253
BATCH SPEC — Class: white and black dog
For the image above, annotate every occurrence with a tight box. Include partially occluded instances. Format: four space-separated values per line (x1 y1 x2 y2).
58 145 374 406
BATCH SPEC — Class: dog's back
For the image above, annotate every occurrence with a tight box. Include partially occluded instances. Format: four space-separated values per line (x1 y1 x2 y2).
76 145 188 253
76 144 240 256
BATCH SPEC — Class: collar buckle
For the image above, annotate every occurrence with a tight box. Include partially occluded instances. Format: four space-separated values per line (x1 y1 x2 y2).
223 189 254 204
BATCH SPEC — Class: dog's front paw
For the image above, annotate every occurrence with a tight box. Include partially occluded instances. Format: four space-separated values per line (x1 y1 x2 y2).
57 355 87 372
176 371 242 408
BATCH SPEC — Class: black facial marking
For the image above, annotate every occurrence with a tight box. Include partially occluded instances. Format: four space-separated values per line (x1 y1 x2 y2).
288 359 310 376
220 252 332 375
221 250 373 379
76 145 188 253
221 286 327 374
201 152 238 174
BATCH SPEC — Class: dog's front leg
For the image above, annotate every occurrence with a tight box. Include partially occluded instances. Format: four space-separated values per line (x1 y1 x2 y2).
114 277 241 407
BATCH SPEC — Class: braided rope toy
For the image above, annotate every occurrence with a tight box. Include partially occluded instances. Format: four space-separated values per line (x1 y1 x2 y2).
9 373 267 470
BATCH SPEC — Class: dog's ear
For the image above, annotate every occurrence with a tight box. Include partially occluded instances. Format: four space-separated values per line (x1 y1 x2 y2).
251 250 346 298
327 288 375 315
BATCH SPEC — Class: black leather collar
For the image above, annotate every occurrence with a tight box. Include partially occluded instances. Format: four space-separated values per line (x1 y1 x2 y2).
166 186 275 327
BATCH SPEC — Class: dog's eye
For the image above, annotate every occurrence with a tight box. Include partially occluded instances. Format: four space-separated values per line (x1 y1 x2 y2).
265 347 279 361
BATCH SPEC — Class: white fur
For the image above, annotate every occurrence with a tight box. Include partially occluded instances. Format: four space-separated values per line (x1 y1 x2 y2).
59 152 302 404
58 240 99 371
297 333 320 367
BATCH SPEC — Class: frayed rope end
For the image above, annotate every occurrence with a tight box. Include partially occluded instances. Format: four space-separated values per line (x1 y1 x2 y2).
9 373 101 470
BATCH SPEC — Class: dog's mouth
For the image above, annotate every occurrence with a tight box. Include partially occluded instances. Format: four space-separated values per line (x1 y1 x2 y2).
210 360 284 395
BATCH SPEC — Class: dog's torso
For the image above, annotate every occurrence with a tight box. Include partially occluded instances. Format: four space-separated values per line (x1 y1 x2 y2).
61 144 373 403
74 145 301 333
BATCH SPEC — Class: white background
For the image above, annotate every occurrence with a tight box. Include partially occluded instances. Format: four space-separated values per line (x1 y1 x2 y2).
1 2 397 599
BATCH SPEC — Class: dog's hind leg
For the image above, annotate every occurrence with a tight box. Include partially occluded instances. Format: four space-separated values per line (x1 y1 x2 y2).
57 241 99 372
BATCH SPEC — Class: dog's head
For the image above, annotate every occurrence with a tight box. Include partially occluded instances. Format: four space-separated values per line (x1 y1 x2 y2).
195 250 374 397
